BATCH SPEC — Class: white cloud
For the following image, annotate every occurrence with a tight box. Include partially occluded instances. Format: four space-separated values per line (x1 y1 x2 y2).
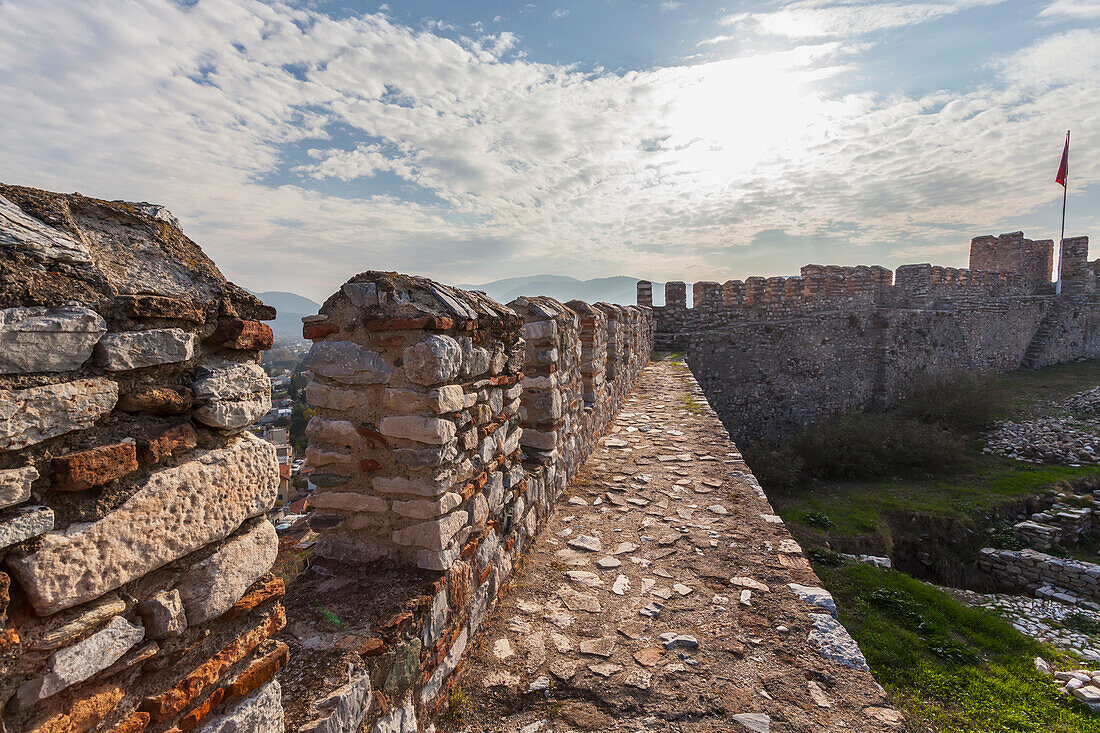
661 2 684 10
717 0 1004 40
0 0 1096 298
1039 0 1100 19
551 8 569 19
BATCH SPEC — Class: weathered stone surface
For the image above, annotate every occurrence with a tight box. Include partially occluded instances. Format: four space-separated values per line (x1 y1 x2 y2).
305 381 360 411
193 362 271 401
0 192 92 264
309 492 388 514
0 378 118 452
195 679 284 733
732 712 771 732
306 418 360 447
391 511 468 551
137 589 186 640
51 442 138 491
95 328 195 371
117 293 204 322
0 305 106 374
403 335 462 386
420 628 467 704
117 385 191 415
299 673 372 733
30 593 127 651
384 385 465 413
370 698 416 733
0 505 54 549
808 613 870 670
373 473 453 498
789 583 837 617
178 521 278 626
378 416 456 445
393 492 462 520
9 435 278 614
205 319 274 350
17 616 144 704
303 341 392 385
0 465 38 509
192 362 271 430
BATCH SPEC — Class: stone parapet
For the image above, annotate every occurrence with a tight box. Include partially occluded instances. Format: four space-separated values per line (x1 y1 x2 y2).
0 184 284 732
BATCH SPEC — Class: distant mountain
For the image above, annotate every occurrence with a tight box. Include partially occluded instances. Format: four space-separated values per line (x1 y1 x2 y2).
457 275 661 306
250 290 322 343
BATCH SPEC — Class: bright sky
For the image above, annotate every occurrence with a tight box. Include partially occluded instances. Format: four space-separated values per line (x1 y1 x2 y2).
1 0 1098 300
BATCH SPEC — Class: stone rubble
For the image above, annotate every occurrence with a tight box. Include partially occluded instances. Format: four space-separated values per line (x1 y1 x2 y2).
984 418 1100 465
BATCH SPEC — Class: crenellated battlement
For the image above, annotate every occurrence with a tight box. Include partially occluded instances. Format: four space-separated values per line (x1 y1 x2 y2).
643 231 1100 444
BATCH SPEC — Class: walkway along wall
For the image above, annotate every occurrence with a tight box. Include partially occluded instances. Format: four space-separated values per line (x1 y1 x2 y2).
287 273 653 730
0 185 285 732
640 232 1100 445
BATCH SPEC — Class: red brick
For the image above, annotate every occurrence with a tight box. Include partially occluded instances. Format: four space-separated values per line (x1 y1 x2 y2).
224 576 284 621
52 443 138 492
447 561 472 610
355 427 389 449
108 712 150 733
303 322 339 340
205 319 273 350
359 459 381 472
359 637 385 657
139 424 197 465
140 606 285 721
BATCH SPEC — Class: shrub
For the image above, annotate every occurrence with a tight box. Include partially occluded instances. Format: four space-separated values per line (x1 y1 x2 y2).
897 371 1009 435
793 412 967 481
742 442 804 491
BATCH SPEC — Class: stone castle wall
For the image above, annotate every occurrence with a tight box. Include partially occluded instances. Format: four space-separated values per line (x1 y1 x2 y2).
979 548 1100 605
645 231 1100 445
288 275 653 729
0 186 286 732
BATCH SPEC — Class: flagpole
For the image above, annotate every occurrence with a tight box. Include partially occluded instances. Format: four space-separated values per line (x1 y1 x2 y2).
1057 130 1069 295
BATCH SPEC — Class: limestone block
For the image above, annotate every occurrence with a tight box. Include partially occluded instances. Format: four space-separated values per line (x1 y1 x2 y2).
403 335 462 386
177 520 278 625
0 506 54 550
95 328 195 371
137 589 186 640
521 428 558 451
371 698 416 733
305 381 360 411
789 584 837 617
17 616 145 704
468 347 491 377
192 363 271 430
299 672 371 733
306 418 360 448
393 493 462 520
9 434 278 615
521 320 557 343
342 281 378 309
391 511 468 551
303 341 392 385
0 378 118 452
0 465 38 509
393 441 459 469
379 416 456 445
384 385 465 413
374 471 454 497
316 537 390 565
807 613 869 670
118 385 191 415
196 679 284 733
0 193 93 264
420 628 467 704
309 492 388 514
0 305 106 374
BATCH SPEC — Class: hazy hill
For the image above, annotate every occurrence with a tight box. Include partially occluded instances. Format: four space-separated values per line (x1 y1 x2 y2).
457 275 661 306
251 290 322 343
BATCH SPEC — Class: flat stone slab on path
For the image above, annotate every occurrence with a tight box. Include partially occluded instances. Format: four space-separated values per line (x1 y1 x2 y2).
448 359 903 732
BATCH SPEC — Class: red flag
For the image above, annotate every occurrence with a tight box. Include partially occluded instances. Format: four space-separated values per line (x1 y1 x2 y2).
1056 132 1069 187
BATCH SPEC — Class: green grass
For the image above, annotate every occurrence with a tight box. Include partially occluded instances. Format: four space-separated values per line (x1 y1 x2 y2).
1003 359 1100 417
816 563 1100 733
773 455 1100 544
